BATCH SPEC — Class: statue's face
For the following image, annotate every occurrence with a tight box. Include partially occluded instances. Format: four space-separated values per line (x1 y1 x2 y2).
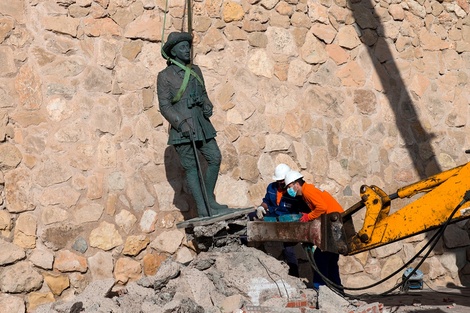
171 41 191 64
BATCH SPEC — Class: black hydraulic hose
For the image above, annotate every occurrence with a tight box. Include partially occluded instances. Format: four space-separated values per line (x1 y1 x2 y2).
305 190 470 297
378 190 470 296
388 192 398 200
304 228 440 294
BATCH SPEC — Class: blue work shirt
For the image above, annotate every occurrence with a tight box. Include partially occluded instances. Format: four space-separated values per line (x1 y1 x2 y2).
263 182 310 216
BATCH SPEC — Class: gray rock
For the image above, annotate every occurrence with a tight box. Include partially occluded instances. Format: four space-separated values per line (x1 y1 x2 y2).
317 285 350 312
137 259 182 290
72 236 88 254
191 257 216 271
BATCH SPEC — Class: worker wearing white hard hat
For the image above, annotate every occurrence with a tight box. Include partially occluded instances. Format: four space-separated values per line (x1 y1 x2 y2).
284 170 304 186
284 169 344 289
254 163 291 220
254 164 309 220
284 170 343 221
272 163 290 181
249 164 310 277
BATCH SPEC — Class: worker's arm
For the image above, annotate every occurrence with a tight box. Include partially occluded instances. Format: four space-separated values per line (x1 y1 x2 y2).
302 184 328 221
261 183 280 214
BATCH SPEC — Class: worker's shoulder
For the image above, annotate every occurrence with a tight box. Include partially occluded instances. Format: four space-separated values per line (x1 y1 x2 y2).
267 181 277 188
302 182 319 192
265 182 279 192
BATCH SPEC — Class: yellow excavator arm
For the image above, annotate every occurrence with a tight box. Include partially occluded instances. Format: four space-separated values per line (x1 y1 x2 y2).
247 160 470 256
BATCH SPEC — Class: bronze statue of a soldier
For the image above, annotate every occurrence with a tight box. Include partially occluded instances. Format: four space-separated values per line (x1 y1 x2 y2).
157 32 230 218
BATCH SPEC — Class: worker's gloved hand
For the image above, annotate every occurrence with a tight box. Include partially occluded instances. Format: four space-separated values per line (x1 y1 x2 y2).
179 120 193 138
256 206 266 219
300 213 310 222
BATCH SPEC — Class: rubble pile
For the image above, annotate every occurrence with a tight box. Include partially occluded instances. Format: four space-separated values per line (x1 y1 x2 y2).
34 246 316 312
32 242 386 313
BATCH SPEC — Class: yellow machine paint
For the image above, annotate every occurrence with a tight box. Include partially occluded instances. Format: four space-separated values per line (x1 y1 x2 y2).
343 162 470 254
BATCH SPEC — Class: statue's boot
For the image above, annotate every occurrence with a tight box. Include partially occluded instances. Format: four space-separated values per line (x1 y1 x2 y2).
205 165 231 215
186 169 210 218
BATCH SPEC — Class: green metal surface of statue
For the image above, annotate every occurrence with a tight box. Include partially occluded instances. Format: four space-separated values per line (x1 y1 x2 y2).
157 32 230 218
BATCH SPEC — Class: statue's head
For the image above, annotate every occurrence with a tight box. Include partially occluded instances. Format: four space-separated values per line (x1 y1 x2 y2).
162 32 193 64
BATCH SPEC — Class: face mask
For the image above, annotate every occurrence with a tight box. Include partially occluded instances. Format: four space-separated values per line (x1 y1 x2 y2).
287 187 296 197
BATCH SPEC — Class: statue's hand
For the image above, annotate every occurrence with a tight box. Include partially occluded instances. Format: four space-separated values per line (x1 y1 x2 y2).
179 120 193 138
202 102 213 118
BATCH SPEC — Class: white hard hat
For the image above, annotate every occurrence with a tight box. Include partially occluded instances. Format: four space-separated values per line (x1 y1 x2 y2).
284 170 303 186
272 163 291 181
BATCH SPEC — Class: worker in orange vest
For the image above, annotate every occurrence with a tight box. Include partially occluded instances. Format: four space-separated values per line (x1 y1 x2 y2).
284 170 344 290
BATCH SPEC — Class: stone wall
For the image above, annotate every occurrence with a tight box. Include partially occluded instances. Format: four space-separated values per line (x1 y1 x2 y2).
0 0 469 310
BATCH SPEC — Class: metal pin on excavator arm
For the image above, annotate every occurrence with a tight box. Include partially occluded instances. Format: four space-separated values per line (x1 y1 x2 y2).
247 161 470 256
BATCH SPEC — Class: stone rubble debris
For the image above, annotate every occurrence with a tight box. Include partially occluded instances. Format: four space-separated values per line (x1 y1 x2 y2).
34 244 382 313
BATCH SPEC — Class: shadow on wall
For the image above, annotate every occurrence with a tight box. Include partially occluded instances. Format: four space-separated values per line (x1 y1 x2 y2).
347 0 470 288
347 0 441 179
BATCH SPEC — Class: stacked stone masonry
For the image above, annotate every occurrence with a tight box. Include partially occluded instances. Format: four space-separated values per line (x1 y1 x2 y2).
0 0 469 311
